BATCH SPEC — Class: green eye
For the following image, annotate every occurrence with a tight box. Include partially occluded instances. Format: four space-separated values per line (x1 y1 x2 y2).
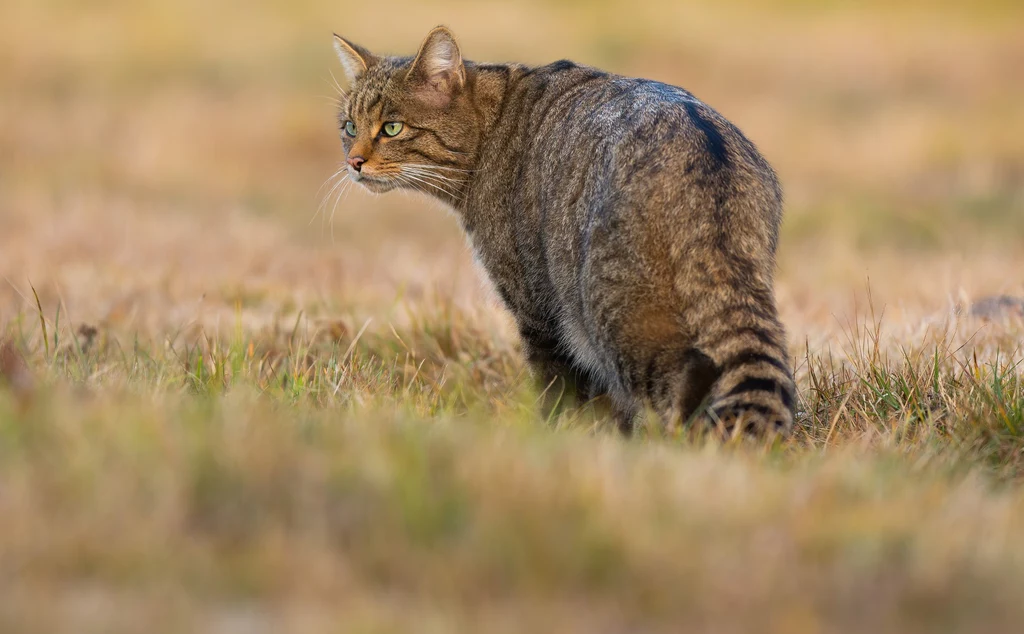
382 122 404 137
344 121 356 137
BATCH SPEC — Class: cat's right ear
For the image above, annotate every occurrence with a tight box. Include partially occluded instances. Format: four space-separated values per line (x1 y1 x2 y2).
333 34 375 87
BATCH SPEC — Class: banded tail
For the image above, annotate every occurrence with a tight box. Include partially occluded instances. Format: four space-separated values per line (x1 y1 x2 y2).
698 301 796 434
638 300 796 436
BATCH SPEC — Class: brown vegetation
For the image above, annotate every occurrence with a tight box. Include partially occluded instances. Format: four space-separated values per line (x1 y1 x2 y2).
1 0 1022 631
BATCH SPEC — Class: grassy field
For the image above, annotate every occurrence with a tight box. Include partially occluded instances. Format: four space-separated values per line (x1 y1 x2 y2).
2 0 1024 631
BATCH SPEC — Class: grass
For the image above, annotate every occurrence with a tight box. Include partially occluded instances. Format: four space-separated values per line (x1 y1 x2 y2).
2 299 1023 632
2 0 1024 631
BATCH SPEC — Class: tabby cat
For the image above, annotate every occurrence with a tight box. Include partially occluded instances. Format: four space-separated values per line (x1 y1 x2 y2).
331 26 796 434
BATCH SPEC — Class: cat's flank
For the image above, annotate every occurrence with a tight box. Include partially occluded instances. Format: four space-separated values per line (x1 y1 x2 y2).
332 26 796 435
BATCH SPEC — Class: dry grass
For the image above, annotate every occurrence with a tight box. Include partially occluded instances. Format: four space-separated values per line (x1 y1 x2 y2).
1 0 1024 632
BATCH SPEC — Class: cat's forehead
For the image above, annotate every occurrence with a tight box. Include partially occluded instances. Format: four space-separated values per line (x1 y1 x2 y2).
347 56 411 118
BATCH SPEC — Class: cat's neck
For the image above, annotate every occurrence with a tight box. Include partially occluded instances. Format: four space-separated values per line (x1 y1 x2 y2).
464 62 527 137
408 63 511 213
441 62 527 214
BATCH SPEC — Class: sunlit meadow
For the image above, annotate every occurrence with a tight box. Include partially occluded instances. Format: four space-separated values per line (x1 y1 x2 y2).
1 0 1023 631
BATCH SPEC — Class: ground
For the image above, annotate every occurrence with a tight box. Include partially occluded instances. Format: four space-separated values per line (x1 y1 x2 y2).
1 0 1023 632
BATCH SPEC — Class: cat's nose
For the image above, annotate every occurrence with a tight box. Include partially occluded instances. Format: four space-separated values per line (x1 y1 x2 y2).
347 156 365 172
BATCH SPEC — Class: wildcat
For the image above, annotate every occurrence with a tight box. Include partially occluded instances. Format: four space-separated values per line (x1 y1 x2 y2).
331 26 796 434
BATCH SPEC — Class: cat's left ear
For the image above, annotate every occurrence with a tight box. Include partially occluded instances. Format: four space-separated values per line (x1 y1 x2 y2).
333 34 376 87
407 26 465 107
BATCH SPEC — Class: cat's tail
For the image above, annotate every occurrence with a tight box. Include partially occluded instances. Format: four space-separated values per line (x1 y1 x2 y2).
695 300 796 435
637 303 795 435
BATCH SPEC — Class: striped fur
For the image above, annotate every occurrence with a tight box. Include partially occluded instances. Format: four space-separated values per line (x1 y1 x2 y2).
331 27 796 435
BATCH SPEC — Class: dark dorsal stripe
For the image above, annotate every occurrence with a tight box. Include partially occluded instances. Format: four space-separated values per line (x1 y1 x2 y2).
682 101 730 169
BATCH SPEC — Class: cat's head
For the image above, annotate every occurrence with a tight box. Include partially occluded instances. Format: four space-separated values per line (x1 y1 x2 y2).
332 26 477 199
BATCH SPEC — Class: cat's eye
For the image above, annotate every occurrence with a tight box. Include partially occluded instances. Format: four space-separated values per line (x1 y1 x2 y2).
382 122 404 137
344 121 356 137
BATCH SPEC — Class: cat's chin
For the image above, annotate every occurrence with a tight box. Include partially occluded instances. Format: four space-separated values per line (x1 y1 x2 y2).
354 176 396 194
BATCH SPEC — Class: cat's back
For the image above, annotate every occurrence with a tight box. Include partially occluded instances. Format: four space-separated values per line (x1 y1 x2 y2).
501 60 776 191
507 61 694 142
484 59 780 253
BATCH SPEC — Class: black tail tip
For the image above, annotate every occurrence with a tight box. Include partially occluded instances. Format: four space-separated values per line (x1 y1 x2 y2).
706 404 793 437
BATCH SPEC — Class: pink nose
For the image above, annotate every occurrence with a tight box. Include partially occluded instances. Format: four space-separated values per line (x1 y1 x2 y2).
347 156 365 172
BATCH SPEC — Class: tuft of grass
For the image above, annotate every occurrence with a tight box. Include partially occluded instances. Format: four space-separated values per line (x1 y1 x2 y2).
2 304 1024 632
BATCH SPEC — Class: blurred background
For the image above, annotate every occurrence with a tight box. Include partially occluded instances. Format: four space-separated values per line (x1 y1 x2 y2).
2 0 1023 343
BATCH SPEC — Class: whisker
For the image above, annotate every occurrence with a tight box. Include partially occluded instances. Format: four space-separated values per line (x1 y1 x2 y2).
317 181 343 231
399 170 463 199
401 164 466 182
327 70 348 98
395 174 433 201
316 165 348 199
393 172 432 198
400 172 450 194
401 168 468 195
312 170 349 226
402 165 471 184
403 163 478 174
317 171 349 212
329 178 354 244
321 96 347 109
401 164 469 182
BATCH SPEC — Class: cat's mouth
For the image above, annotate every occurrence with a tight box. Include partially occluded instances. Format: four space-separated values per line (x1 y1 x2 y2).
350 172 396 193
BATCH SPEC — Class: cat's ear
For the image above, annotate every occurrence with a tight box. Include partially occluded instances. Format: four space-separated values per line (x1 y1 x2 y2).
407 26 465 107
333 34 376 87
